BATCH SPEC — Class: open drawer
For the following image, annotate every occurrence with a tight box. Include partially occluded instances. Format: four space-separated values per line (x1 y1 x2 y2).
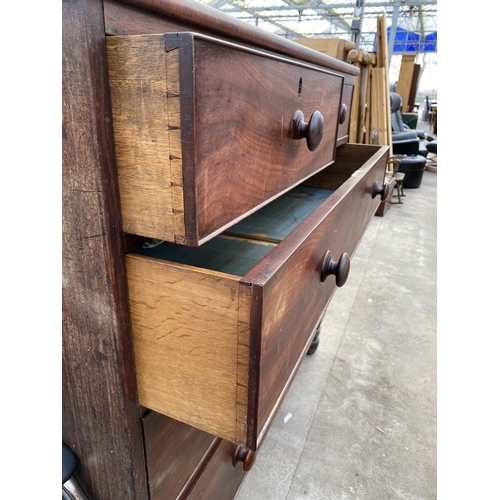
106 32 354 246
126 144 389 450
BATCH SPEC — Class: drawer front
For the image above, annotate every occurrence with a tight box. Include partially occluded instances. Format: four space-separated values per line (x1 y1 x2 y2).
244 144 388 446
107 32 345 246
126 144 389 450
185 440 248 500
142 411 217 500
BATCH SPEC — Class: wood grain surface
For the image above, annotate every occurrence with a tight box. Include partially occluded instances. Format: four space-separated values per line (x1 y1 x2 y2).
62 1 148 498
106 0 358 78
126 253 252 444
125 145 388 450
183 33 344 244
106 34 186 242
396 55 416 113
142 411 218 500
106 32 345 245
241 144 389 446
64 0 369 497
303 143 385 190
186 440 247 500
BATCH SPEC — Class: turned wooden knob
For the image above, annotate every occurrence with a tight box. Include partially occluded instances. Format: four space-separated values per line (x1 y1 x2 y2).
291 110 324 151
321 251 350 286
339 103 347 124
232 445 257 472
372 181 389 201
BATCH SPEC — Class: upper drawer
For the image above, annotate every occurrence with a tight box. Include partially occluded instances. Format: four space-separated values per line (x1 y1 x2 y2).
106 32 347 247
125 144 389 450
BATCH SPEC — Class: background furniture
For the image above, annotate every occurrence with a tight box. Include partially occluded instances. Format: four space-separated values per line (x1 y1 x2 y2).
375 175 397 215
429 103 437 134
402 112 418 129
63 1 388 498
388 156 405 204
426 141 438 172
397 155 427 189
391 92 436 158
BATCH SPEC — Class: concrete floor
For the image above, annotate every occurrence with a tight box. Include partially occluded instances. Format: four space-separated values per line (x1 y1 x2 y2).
236 133 437 499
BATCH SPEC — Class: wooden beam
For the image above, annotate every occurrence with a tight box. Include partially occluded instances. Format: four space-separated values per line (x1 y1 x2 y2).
356 52 370 144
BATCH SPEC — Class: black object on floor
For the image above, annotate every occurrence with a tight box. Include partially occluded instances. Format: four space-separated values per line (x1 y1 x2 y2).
398 155 427 188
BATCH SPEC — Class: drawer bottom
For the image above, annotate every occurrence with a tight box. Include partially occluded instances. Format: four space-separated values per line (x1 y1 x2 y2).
133 184 335 277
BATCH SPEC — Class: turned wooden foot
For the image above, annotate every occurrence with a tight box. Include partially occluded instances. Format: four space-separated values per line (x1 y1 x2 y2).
307 327 321 355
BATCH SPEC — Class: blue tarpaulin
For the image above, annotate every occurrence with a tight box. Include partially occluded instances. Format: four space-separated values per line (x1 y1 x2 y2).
373 27 437 53
423 31 437 52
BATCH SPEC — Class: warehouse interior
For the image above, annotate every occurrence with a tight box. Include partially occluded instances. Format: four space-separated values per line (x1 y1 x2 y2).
236 114 437 499
57 1 500 499
196 2 440 498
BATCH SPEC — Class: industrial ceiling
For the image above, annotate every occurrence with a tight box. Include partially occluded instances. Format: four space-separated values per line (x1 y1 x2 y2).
196 0 437 60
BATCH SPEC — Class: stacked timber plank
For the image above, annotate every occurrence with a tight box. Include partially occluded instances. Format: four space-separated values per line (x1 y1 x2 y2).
344 13 393 161
293 37 355 63
396 55 420 112
371 12 392 154
295 20 401 162
348 48 375 144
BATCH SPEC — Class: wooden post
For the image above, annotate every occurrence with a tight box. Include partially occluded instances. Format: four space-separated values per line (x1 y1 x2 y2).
364 53 376 144
371 67 389 146
335 39 356 61
349 49 370 144
348 49 362 143
376 12 392 156
341 40 356 61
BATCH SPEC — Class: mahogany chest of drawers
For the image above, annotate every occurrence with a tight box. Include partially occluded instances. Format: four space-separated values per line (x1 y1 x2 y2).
62 1 389 499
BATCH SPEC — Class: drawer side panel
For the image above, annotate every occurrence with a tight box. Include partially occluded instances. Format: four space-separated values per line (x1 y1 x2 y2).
126 254 244 443
106 34 186 242
236 283 252 443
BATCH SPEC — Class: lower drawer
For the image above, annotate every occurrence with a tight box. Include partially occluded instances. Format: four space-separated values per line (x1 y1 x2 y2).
142 411 217 500
143 411 252 500
127 144 389 450
185 440 249 500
